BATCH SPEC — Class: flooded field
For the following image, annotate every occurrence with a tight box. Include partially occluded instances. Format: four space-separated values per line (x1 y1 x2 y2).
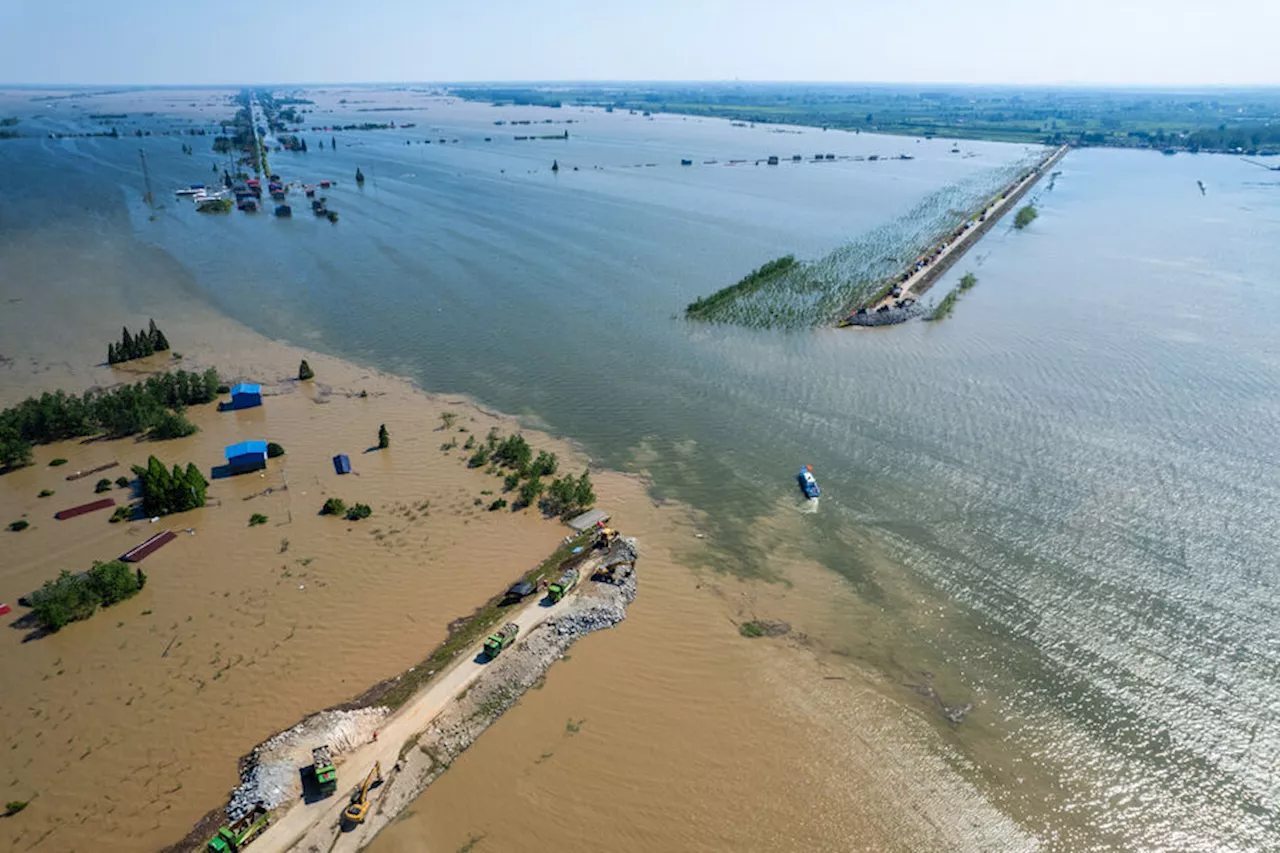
2 87 1279 852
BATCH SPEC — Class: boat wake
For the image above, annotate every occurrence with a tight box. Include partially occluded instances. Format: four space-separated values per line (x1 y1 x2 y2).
800 497 819 514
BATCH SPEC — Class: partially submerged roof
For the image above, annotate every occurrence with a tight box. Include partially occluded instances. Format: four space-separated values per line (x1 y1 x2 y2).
566 509 609 532
225 440 269 459
230 383 261 396
333 454 352 474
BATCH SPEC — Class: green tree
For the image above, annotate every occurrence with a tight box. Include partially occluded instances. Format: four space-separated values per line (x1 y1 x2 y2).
321 497 346 516
517 476 544 508
31 571 98 630
95 478 113 493
298 359 314 381
530 451 558 478
1014 205 1038 229
86 560 141 606
378 424 389 449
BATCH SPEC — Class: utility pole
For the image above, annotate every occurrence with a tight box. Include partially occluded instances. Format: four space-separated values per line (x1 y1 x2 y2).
138 148 154 208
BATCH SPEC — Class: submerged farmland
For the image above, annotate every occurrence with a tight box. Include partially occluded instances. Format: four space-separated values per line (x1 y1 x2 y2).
685 154 1044 328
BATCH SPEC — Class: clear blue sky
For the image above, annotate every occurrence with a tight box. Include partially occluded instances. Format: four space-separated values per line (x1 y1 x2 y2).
3 0 1278 86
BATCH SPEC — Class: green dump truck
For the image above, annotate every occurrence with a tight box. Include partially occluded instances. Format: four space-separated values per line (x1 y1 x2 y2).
312 745 337 797
547 567 579 603
207 806 270 852
483 622 519 659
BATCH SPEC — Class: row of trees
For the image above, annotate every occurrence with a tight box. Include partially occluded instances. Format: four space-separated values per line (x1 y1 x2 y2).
0 368 220 469
107 320 170 365
132 455 208 516
30 561 146 631
464 428 595 516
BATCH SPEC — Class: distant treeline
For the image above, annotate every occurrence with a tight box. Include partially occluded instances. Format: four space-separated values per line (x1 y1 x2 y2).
133 454 208 516
0 368 220 469
30 561 146 631
108 320 170 364
686 255 797 321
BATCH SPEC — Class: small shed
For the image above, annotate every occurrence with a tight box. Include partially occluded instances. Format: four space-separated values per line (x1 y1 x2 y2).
566 508 610 532
227 383 262 410
332 454 352 475
225 440 268 472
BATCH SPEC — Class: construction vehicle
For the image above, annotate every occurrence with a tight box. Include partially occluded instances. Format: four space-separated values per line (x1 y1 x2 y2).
594 527 619 549
593 537 637 584
482 622 520 659
311 745 337 797
547 567 579 603
343 761 382 826
207 806 270 852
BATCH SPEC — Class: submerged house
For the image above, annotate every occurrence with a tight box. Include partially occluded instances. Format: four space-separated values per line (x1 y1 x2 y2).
225 440 269 473
226 383 262 410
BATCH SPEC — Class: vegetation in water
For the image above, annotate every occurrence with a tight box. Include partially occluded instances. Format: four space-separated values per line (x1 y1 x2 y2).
1014 205 1038 229
0 368 220 469
131 455 208 516
38 489 54 498
685 255 796 321
345 503 373 521
541 470 596 517
468 447 490 468
266 442 285 458
297 359 314 381
115 476 130 488
94 478 113 493
107 319 170 365
30 561 146 631
249 513 268 527
5 800 29 816
49 458 67 467
320 497 346 516
109 505 132 523
678 158 1037 328
9 520 29 532
378 424 390 449
516 476 544 509
488 498 508 511
355 167 365 184
928 272 978 321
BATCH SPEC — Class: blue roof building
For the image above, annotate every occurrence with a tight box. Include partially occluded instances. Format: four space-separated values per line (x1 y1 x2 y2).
226 383 262 410
225 440 269 472
333 454 352 475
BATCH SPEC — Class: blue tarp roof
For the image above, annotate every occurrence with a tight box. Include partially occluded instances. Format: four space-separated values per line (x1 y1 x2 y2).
333 454 352 474
225 440 268 460
230 383 261 396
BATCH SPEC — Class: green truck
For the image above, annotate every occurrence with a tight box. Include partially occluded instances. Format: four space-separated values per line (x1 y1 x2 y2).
207 806 270 852
482 622 520 659
312 745 337 797
547 567 579 603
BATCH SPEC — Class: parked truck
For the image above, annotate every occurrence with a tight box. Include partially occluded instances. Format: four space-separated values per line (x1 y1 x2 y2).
482 622 520 659
311 745 337 797
547 567 579 603
207 806 270 852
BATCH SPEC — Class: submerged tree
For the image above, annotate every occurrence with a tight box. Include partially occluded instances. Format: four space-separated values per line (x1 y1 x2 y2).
298 359 315 381
378 424 389 449
355 167 365 184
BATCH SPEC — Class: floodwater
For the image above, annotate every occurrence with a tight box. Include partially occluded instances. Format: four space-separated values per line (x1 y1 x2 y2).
2 88 1279 852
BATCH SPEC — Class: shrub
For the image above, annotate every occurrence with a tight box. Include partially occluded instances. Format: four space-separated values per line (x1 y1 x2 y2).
488 498 508 511
148 409 198 440
1014 205 1038 229
503 472 520 492
115 476 130 488
345 503 372 521
249 513 268 527
378 424 389 449
95 478 113 493
320 497 346 516
38 489 54 498
8 520 29 532
216 384 231 395
493 434 532 471
517 476 544 508
463 435 475 450
5 801 28 816
49 458 68 467
440 412 457 429
468 447 490 468
530 450 558 478
109 505 132 523
298 359 314 381
266 442 285 458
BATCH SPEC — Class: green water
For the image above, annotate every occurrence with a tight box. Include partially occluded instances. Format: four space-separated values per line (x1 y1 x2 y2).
2 97 1278 851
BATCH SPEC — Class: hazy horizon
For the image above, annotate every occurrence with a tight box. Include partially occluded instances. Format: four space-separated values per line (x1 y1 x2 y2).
4 0 1279 88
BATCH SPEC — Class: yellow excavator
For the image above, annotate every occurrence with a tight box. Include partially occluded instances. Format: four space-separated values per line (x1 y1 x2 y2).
343 762 382 826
